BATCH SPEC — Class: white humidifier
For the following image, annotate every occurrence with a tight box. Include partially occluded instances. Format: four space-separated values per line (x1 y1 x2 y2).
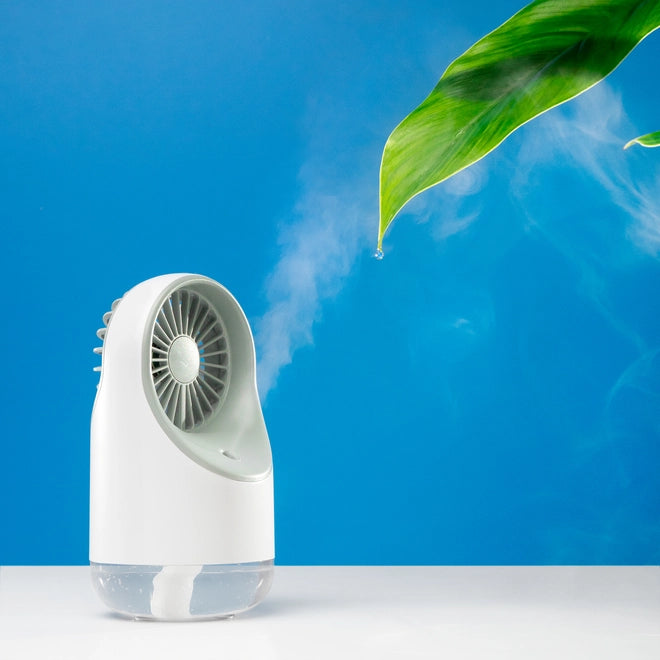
89 274 274 620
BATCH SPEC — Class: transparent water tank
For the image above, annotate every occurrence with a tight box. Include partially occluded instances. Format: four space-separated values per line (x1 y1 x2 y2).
91 560 273 620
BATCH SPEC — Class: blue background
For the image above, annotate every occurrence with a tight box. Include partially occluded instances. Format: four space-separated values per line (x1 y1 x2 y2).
1 1 659 565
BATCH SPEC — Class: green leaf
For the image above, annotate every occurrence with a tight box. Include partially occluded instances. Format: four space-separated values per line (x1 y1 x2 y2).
624 130 660 149
378 0 660 249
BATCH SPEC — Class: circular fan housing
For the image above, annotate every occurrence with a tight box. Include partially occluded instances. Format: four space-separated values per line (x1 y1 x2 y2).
150 288 230 431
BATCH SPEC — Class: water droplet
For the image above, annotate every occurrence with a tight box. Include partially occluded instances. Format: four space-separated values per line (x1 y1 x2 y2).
374 248 384 260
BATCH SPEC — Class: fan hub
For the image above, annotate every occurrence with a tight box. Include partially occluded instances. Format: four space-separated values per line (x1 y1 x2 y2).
168 336 200 384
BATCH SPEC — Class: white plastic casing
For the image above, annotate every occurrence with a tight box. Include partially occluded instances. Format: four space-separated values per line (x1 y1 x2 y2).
90 274 274 567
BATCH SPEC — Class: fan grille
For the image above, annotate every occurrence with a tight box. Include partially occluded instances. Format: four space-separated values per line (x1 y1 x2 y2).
151 288 229 430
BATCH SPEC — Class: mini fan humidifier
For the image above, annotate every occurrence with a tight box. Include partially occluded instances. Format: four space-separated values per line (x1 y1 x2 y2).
90 274 274 620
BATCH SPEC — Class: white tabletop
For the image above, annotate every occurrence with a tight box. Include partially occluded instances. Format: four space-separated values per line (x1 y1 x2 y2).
1 566 658 659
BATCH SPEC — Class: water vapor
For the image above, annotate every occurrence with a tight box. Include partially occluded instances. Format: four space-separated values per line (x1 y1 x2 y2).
255 80 660 401
255 174 373 400
255 156 487 401
514 83 660 256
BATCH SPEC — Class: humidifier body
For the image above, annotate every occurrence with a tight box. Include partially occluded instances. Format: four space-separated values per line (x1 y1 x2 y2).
90 274 274 620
